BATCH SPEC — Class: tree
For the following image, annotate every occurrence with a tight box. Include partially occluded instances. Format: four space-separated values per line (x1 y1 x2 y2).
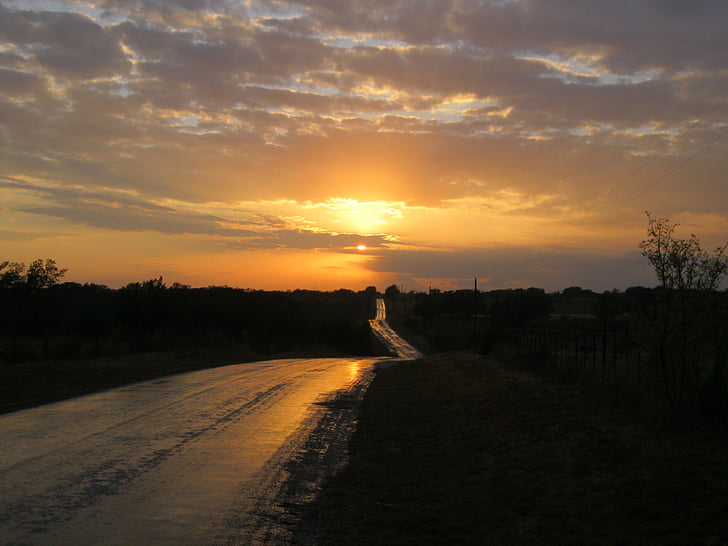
384 284 400 298
26 259 68 289
0 261 25 288
636 212 728 413
639 213 728 292
562 286 595 300
362 285 378 297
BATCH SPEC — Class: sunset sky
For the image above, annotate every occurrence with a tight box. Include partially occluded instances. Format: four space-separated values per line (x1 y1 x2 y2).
1 0 727 292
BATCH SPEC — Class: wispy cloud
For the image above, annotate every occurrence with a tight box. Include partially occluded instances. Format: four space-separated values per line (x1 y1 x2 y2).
1 0 726 288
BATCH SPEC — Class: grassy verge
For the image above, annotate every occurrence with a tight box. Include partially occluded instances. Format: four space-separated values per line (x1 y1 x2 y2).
296 353 728 545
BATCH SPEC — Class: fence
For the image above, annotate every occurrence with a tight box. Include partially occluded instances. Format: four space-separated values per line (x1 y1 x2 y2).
513 327 642 385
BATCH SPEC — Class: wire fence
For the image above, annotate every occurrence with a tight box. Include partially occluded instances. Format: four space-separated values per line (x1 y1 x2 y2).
513 327 642 385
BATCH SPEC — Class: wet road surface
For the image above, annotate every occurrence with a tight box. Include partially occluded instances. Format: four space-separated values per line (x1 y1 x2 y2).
0 299 420 544
370 298 423 360
0 358 380 544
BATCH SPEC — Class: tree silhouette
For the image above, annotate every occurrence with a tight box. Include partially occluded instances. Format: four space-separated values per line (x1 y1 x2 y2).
385 284 400 298
636 212 728 413
26 259 68 289
0 261 25 288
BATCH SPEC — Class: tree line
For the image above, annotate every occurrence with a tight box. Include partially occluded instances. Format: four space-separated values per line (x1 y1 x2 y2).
1 259 68 290
0 273 377 363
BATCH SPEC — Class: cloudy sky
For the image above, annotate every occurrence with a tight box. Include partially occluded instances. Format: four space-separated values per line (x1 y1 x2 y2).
1 0 727 291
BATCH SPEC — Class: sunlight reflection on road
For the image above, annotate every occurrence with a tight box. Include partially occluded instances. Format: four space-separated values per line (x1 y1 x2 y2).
0 300 421 544
369 297 423 359
0 357 378 545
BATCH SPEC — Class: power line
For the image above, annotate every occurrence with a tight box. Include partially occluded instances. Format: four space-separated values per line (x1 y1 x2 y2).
614 121 728 213
600 102 724 200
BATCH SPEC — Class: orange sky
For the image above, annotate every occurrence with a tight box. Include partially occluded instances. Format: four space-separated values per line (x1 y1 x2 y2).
1 0 727 291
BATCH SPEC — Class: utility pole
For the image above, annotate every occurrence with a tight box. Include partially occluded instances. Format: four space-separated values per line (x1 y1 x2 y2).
473 277 478 336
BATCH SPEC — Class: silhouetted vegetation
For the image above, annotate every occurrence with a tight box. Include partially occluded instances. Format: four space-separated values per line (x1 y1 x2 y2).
1 258 67 289
0 275 376 366
636 212 728 417
0 267 378 411
385 286 553 355
384 216 728 424
387 283 727 422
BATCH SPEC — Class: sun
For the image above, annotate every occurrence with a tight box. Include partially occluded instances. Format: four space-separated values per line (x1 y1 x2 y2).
357 244 367 251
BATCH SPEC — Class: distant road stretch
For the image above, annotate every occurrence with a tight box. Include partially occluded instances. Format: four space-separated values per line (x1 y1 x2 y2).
370 298 423 360
0 358 379 544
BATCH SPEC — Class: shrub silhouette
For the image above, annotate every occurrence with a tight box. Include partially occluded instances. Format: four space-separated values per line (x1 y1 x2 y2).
635 212 728 415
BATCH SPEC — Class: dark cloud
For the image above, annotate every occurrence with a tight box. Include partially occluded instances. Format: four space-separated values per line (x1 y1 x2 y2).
23 203 263 237
102 0 227 12
236 85 403 114
0 5 130 77
365 247 656 292
0 51 26 68
1 177 266 237
227 229 391 250
0 67 43 95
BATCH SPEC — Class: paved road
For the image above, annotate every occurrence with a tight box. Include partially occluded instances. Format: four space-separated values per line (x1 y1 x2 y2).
0 358 380 544
370 298 423 360
0 299 420 544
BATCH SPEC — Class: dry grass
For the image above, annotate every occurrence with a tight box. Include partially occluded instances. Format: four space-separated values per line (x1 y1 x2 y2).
296 353 728 545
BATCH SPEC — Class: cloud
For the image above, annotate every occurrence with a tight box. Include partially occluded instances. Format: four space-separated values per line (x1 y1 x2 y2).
365 246 656 292
225 229 391 251
0 5 131 78
0 0 726 289
1 177 266 236
1 176 400 253
0 229 65 242
0 67 44 95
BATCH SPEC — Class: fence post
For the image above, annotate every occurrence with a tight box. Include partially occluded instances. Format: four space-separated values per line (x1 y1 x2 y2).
601 328 607 384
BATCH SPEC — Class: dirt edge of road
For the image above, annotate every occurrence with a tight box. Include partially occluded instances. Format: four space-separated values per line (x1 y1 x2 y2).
218 363 378 544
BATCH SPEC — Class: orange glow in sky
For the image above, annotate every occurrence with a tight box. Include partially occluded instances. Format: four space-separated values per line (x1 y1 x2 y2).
1 1 727 292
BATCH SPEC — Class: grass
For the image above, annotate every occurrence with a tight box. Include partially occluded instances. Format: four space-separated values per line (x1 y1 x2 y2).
295 353 728 545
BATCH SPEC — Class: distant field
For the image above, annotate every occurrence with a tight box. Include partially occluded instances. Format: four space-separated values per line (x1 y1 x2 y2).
296 353 728 545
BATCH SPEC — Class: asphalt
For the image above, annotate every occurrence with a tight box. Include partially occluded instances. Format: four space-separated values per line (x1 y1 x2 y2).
0 358 379 544
0 298 420 544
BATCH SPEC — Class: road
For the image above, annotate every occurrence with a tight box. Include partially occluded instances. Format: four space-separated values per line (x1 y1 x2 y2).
0 299 420 544
370 298 423 360
0 358 380 544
